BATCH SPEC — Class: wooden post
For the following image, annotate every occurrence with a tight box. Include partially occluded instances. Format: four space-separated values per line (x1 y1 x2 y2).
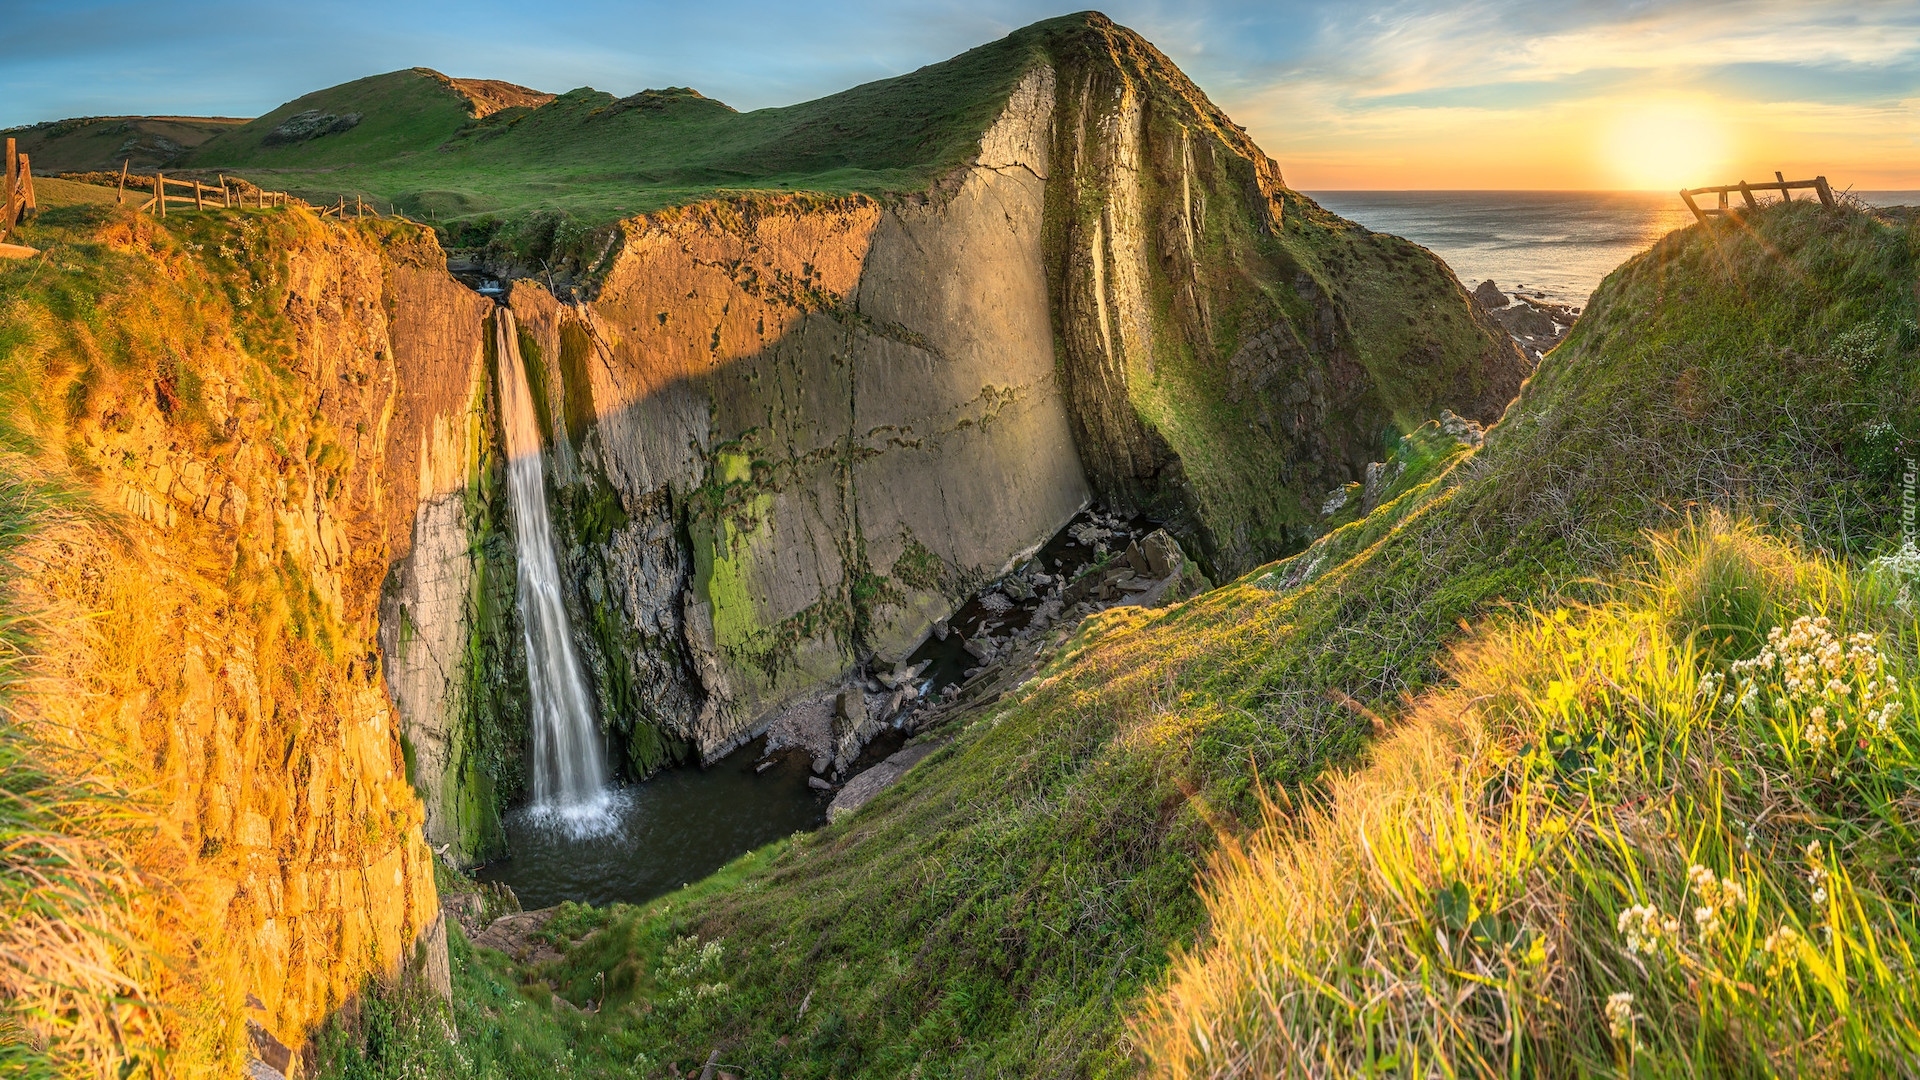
1718 189 1728 211
1815 175 1835 209
3 138 15 236
1680 188 1705 224
219 175 229 209
1738 181 1757 210
118 160 129 205
18 156 32 219
156 172 165 218
1775 171 1790 203
194 181 205 211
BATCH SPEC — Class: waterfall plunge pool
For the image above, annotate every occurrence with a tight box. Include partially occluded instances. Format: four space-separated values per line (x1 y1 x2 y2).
473 737 828 909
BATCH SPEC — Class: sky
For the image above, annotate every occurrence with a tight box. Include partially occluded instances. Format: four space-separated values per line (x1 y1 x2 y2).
4 0 1917 190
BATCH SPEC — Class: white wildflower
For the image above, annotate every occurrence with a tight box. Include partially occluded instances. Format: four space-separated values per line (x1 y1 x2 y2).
1688 864 1745 935
1617 904 1677 956
1605 991 1635 1041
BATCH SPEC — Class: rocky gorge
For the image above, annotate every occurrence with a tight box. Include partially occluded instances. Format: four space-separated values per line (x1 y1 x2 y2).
379 21 1528 873
0 13 1533 1073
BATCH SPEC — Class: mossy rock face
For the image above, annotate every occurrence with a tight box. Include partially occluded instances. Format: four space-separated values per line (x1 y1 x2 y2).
1037 14 1526 579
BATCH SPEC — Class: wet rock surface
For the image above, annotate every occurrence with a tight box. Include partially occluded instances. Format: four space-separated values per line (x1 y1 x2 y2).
827 740 946 823
1472 278 1579 361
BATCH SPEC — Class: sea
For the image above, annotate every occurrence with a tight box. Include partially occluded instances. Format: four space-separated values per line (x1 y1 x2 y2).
1306 191 1920 309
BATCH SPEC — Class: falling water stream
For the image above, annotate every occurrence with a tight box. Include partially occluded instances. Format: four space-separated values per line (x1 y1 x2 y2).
494 309 611 831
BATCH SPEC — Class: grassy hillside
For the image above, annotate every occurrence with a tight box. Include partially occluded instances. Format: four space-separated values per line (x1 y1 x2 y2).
183 21 1056 230
2 114 248 172
183 68 482 170
314 202 1920 1075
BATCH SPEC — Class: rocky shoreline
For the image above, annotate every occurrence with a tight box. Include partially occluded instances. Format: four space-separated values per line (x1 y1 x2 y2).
1472 278 1578 361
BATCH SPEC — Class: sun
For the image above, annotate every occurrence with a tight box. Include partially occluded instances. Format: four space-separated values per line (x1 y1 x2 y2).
1599 102 1732 191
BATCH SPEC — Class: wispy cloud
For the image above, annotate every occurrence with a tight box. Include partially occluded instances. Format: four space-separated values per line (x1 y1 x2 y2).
3 0 1915 188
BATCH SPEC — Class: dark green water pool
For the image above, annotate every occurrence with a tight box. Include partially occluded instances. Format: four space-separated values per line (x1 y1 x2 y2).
474 738 827 909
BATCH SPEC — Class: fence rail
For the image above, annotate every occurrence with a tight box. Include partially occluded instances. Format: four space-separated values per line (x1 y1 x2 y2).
3 138 38 245
1681 172 1834 223
132 168 291 216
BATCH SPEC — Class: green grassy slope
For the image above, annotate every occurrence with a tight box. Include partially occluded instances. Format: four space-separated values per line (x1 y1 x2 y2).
182 21 1054 228
183 68 480 171
315 202 1920 1076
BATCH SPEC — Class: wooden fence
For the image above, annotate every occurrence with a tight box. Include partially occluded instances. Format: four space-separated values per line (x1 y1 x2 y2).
125 165 382 221
1681 172 1834 223
132 167 290 216
3 138 38 245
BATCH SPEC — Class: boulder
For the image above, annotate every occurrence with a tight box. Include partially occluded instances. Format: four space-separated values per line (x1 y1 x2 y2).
1438 408 1486 449
1472 279 1508 310
1140 529 1181 578
827 740 945 822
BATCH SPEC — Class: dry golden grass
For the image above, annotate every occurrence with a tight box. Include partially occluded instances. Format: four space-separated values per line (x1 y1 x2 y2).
1136 517 1920 1076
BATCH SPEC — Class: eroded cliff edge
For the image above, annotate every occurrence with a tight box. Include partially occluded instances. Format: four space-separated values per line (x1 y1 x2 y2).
0 206 487 1073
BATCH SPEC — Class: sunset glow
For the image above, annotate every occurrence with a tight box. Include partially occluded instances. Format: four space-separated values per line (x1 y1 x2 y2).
1600 102 1733 191
6 1 1918 191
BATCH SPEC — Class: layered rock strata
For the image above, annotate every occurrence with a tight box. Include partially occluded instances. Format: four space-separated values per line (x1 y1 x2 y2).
10 212 474 1071
488 67 1091 777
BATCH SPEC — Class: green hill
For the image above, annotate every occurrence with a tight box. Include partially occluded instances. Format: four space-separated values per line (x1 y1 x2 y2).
2 114 249 172
181 20 1057 228
182 68 494 171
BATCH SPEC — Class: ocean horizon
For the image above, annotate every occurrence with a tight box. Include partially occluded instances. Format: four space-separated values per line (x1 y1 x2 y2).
1308 189 1920 308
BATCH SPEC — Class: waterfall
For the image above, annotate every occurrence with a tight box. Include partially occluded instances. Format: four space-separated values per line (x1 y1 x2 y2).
494 308 609 828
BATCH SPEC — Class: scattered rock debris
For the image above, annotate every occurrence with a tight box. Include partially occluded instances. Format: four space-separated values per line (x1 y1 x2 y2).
1471 278 1579 362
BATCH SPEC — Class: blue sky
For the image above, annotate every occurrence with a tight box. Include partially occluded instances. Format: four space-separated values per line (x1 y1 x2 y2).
5 0 1917 188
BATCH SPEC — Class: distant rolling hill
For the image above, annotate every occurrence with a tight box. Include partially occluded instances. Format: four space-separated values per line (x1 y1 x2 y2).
178 33 1049 227
2 114 249 172
185 68 553 174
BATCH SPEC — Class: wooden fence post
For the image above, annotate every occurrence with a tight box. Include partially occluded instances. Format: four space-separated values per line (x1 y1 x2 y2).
156 172 165 218
194 181 204 211
1738 181 1757 210
1775 172 1790 203
118 160 129 206
1680 189 1705 224
3 138 15 236
1815 176 1835 209
18 156 32 219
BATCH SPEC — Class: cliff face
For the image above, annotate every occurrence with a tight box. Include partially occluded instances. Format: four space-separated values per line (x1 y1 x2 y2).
489 66 1090 770
372 271 516 863
1042 16 1525 576
0 206 476 1073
